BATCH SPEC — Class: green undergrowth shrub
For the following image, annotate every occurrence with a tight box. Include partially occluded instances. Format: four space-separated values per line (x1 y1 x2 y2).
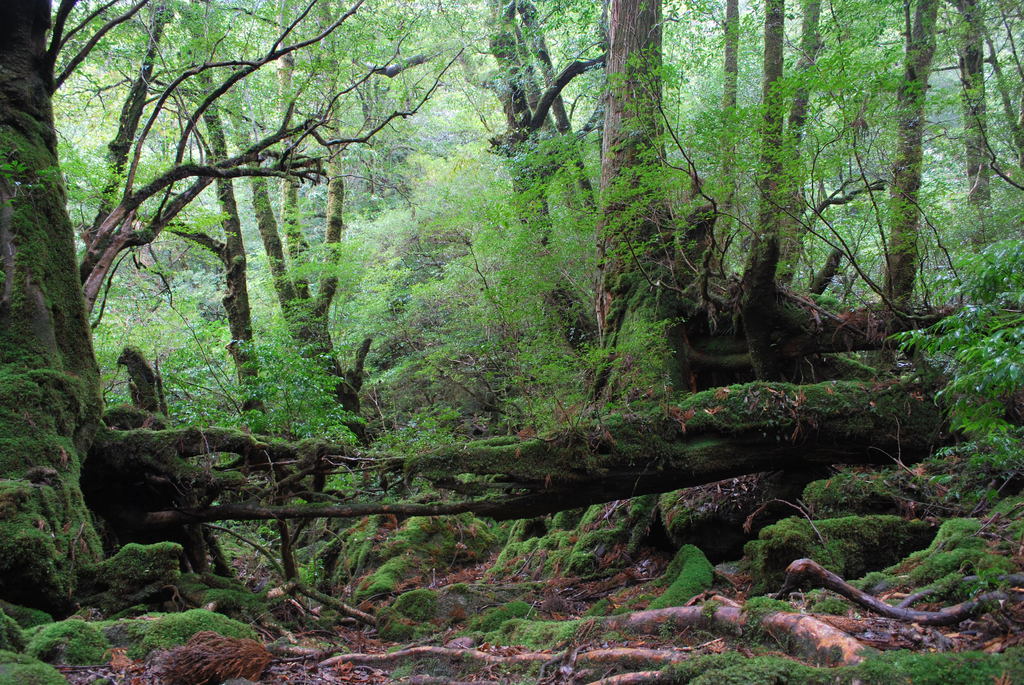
744 515 933 593
0 650 66 685
25 620 108 665
648 544 713 609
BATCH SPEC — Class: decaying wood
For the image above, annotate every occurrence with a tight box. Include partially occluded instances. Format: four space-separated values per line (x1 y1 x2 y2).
778 558 1024 626
116 379 940 528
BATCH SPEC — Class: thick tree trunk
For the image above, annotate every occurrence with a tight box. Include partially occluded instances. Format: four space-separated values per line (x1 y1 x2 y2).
741 0 786 380
597 0 696 395
0 0 104 612
885 0 939 305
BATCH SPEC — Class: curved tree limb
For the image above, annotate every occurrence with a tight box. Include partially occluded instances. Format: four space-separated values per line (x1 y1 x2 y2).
777 558 1024 626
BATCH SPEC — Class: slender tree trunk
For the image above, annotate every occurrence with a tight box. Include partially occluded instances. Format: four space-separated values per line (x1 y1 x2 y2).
0 0 103 613
720 0 740 226
777 0 822 284
885 0 939 305
203 104 262 409
955 0 990 243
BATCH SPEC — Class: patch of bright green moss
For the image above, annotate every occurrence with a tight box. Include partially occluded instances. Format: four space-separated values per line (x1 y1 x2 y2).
175 573 269 622
485 617 582 649
469 601 534 632
0 650 67 685
649 544 713 609
377 589 440 642
25 620 109 665
802 472 900 517
353 515 499 600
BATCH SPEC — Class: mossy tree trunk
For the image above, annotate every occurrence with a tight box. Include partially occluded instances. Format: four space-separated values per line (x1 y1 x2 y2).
885 0 939 305
596 0 695 395
0 0 103 613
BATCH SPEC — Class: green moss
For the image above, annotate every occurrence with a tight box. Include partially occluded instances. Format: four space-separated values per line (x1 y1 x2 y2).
744 515 933 593
0 603 51 630
174 573 269 622
485 617 582 649
649 545 713 609
802 472 900 517
103 609 257 660
25 620 109 665
885 518 1015 600
662 648 1024 684
0 611 23 653
469 601 534 632
809 596 849 616
0 650 67 685
391 589 439 622
377 589 441 641
77 542 182 613
353 514 499 600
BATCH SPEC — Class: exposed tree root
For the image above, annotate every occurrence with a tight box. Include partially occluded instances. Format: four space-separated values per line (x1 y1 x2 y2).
599 605 870 666
585 673 670 685
319 603 869 674
778 558 1024 626
320 645 698 669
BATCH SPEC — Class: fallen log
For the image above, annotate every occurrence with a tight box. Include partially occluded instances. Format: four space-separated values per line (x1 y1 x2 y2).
777 558 1024 626
131 380 941 527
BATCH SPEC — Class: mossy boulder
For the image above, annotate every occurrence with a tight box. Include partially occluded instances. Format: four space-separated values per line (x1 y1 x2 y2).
0 650 66 685
0 611 23 653
744 515 934 593
102 609 257 659
77 542 182 614
802 471 902 517
490 496 659 579
25 619 109 665
484 617 582 649
649 544 713 609
174 572 270 622
377 589 440 641
0 603 51 630
346 514 499 600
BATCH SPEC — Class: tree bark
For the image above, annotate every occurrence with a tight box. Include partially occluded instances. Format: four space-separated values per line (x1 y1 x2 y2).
885 0 939 305
741 0 786 379
954 0 990 243
0 0 104 613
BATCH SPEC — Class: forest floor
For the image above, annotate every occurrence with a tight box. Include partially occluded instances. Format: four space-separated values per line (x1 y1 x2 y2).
45 458 1024 684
